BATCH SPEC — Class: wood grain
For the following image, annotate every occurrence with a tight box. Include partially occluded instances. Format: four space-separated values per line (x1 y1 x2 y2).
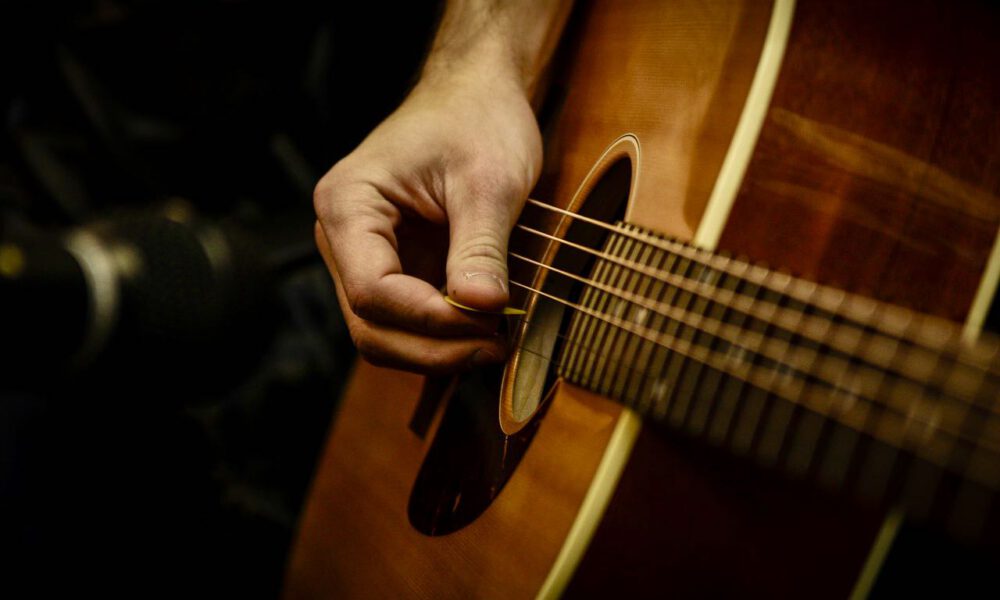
718 0 1000 320
284 363 622 598
286 2 772 596
286 0 1000 596
535 0 773 240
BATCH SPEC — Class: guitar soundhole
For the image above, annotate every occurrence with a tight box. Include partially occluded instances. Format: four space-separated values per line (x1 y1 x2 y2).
501 156 634 434
408 142 634 536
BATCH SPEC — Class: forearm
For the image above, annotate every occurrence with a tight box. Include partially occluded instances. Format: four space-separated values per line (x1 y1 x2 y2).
421 0 574 96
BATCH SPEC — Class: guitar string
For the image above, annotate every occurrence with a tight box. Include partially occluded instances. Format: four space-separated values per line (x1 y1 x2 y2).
508 213 1000 443
503 316 975 472
506 219 1000 451
523 198 956 349
513 221 1000 386
505 222 997 438
502 277 1000 465
505 328 1000 494
508 248 1000 420
498 281 1000 487
504 333 999 496
520 198 1000 376
506 221 1000 456
519 218 984 398
507 246 1000 430
515 216 998 381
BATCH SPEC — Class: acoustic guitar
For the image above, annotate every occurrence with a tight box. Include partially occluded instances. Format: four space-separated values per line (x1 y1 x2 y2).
286 0 1000 597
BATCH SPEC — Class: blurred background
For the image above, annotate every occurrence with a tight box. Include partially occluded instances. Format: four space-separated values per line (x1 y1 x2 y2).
0 1 438 595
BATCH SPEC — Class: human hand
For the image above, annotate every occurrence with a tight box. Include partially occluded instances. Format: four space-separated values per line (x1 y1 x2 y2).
313 69 542 373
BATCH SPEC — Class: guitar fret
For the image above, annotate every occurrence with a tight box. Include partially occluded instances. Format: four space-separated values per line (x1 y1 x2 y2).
798 280 853 490
587 234 632 391
727 270 771 455
944 368 1000 539
777 298 814 447
635 252 681 416
804 299 871 491
782 297 826 477
750 276 798 468
938 364 988 480
959 375 1000 488
892 360 973 522
598 232 652 397
889 329 960 517
816 424 862 490
621 246 671 405
854 324 914 504
679 261 723 438
560 306 586 381
558 245 595 380
754 390 796 468
785 412 826 478
568 283 602 381
661 257 699 423
569 233 620 381
854 438 900 504
549 216 1000 539
596 233 640 389
704 267 743 446
569 233 623 384
581 234 629 389
638 253 686 418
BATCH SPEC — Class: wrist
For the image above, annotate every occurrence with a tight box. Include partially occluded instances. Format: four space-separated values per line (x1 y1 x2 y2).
420 35 529 98
418 0 573 98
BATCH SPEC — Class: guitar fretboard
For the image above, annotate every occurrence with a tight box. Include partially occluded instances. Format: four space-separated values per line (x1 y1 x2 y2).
554 222 1000 539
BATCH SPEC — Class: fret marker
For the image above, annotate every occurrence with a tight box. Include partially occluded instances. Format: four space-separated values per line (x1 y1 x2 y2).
832 368 862 414
698 269 720 286
770 363 797 388
903 402 940 443
726 344 750 368
611 298 628 318
648 378 670 410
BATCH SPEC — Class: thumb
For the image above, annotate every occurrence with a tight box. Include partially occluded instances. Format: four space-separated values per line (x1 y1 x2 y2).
445 193 516 312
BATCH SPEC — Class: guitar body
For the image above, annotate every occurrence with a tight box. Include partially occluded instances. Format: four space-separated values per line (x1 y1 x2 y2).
286 0 1000 597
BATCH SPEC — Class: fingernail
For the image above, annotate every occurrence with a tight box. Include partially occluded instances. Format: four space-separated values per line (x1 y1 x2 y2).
470 348 502 367
463 271 507 293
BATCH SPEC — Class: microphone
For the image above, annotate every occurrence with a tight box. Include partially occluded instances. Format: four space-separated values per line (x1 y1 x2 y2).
1 201 277 387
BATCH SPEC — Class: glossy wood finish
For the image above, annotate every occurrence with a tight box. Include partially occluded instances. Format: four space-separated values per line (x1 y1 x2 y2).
568 2 1000 593
285 363 622 598
718 0 1000 320
566 425 883 598
287 2 773 596
286 0 1000 596
536 0 773 240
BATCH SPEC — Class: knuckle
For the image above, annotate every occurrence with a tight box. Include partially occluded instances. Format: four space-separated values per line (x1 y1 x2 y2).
350 329 381 364
423 347 459 374
348 287 377 322
313 162 359 224
346 323 366 352
312 173 337 218
462 155 526 200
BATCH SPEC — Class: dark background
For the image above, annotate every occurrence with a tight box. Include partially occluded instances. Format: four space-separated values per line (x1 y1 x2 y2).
1 1 439 596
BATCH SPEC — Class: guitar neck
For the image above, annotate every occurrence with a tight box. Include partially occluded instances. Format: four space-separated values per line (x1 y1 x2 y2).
554 222 1000 536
